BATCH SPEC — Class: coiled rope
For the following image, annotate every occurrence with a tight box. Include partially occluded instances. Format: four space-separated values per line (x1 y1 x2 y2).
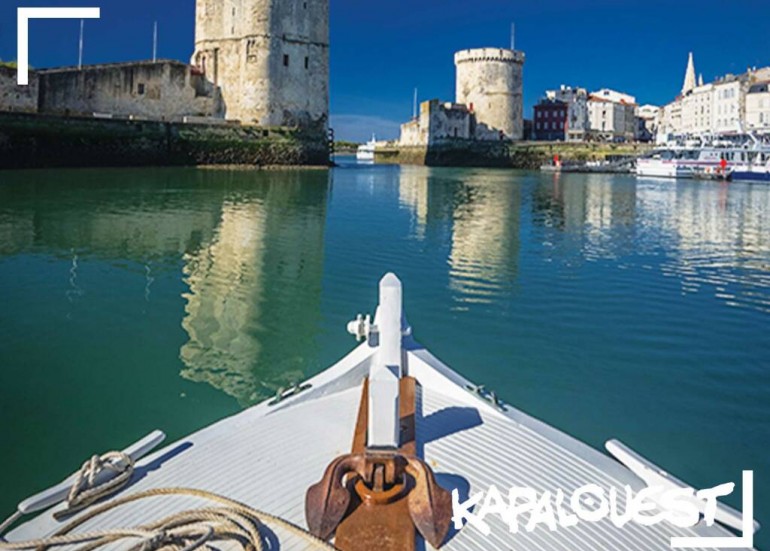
0 488 336 551
0 450 136 537
0 450 335 551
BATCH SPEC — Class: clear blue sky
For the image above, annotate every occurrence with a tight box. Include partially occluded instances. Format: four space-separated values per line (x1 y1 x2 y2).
1 0 769 141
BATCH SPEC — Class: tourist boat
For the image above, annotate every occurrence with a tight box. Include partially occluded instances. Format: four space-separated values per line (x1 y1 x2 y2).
636 144 769 180
732 154 770 183
636 149 697 179
356 136 376 162
0 275 760 550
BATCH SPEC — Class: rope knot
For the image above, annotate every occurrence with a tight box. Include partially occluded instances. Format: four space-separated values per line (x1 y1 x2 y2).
140 530 168 551
54 451 135 519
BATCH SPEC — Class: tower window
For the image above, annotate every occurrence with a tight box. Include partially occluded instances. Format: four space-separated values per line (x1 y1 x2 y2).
247 40 257 62
304 56 309 69
283 54 289 67
303 2 308 8
137 83 145 95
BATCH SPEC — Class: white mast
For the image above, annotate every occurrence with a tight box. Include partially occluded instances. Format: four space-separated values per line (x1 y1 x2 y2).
78 19 84 69
152 21 158 62
511 23 516 51
413 88 418 120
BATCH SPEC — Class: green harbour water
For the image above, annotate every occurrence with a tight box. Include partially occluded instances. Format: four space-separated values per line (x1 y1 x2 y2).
0 159 768 545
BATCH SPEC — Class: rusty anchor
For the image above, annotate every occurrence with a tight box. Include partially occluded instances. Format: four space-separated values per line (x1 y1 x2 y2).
305 377 453 550
306 274 454 550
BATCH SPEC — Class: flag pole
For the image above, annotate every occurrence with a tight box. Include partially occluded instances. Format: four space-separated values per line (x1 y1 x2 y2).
78 19 84 69
153 21 158 62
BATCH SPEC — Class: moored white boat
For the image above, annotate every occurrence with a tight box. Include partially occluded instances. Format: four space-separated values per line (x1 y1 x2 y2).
1 275 760 550
637 144 770 180
356 136 376 163
732 154 770 183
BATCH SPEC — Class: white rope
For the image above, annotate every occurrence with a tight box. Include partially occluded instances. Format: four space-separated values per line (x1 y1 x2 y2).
0 450 334 551
56 451 135 519
0 488 336 551
0 451 135 541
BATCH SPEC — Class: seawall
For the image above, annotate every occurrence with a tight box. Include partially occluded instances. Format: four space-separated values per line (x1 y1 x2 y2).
376 140 653 169
0 112 330 169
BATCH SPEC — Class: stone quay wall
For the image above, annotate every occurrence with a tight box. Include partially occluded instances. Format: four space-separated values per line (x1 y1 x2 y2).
376 140 652 169
0 66 38 113
37 60 223 120
0 112 329 169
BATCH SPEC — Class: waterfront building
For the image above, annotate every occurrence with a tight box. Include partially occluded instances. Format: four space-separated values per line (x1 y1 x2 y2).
533 99 568 141
659 52 770 138
746 81 770 133
399 100 473 146
711 75 745 134
658 99 682 141
532 85 637 142
680 82 714 135
587 89 637 142
547 85 589 141
636 104 660 142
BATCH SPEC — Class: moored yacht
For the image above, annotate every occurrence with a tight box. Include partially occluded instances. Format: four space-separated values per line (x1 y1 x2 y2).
356 135 377 162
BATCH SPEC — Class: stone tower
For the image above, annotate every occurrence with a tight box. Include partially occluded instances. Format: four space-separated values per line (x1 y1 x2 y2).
192 0 329 129
682 52 697 95
455 48 525 140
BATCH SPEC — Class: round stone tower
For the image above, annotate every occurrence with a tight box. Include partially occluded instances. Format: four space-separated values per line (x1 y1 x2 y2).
455 48 525 140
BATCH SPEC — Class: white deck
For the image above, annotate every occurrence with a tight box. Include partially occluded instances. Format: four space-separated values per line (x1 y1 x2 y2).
8 337 755 550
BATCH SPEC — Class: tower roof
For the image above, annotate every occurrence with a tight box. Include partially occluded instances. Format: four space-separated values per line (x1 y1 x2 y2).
682 52 697 94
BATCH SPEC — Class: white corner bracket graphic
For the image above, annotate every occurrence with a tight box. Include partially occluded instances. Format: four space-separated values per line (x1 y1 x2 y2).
670 470 756 550
17 7 101 85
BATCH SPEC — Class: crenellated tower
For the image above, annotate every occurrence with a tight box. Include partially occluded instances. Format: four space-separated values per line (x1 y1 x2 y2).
455 48 526 140
193 0 329 129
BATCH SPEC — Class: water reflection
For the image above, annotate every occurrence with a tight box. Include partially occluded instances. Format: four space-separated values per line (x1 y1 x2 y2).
0 166 768 405
0 170 222 261
447 171 521 304
180 173 329 405
532 172 770 312
532 173 637 260
637 180 770 312
0 169 330 405
396 167 521 306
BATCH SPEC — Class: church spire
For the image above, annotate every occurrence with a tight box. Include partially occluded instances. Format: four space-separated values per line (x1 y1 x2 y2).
682 52 697 95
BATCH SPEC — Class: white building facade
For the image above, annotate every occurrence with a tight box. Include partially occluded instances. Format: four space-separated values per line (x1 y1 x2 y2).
746 81 770 133
546 85 589 141
659 53 770 138
587 89 637 141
